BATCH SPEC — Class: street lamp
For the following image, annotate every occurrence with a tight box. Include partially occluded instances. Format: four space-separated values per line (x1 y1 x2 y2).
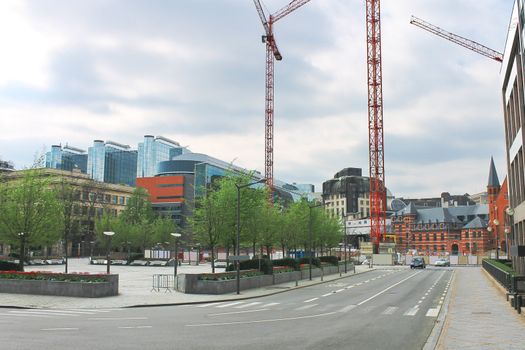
103 231 115 274
170 233 182 285
17 232 24 271
341 214 348 274
309 202 323 281
494 219 500 260
505 207 514 258
235 178 267 295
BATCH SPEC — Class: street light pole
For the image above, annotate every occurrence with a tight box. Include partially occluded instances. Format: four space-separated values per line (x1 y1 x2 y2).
171 233 181 285
235 178 267 295
494 219 500 260
18 232 24 272
103 231 115 274
308 202 323 281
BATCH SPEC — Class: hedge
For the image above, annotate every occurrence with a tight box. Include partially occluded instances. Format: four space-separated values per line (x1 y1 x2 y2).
319 256 339 266
272 258 298 269
297 257 321 268
0 260 21 271
226 259 273 275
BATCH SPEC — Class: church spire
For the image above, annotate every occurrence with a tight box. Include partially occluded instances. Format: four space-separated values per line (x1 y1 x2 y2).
488 156 500 188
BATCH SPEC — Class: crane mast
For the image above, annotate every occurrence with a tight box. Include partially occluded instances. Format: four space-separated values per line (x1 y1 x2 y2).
253 0 312 198
410 16 503 62
366 0 387 252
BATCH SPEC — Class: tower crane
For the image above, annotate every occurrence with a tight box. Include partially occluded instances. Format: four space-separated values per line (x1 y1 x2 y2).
410 15 503 63
367 0 387 252
253 0 312 198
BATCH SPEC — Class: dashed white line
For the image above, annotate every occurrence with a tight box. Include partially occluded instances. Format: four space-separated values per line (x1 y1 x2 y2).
234 302 262 309
216 302 244 308
304 298 319 303
209 309 269 316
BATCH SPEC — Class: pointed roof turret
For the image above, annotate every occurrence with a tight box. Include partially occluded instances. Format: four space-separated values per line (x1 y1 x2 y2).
488 156 500 188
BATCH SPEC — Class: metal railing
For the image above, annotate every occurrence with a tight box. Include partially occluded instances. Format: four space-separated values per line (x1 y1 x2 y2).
152 274 174 292
482 259 512 290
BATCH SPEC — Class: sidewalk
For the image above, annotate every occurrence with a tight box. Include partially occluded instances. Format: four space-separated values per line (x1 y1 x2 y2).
436 266 525 350
0 258 375 309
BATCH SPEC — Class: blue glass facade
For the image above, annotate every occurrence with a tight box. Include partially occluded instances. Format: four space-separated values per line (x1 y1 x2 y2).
137 135 186 178
87 140 137 186
45 145 88 173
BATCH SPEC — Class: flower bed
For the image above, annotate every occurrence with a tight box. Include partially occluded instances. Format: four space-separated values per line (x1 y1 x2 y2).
272 266 295 274
199 269 262 281
0 271 118 298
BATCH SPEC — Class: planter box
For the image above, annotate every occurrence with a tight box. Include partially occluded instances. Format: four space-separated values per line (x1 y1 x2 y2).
176 274 273 294
0 274 118 298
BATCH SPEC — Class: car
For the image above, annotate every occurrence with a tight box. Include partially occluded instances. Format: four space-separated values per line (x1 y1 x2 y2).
410 257 426 269
214 259 228 268
435 258 450 267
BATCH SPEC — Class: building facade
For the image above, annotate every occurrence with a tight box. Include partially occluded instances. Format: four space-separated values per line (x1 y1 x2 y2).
501 0 525 273
87 140 138 187
137 135 187 178
45 144 88 173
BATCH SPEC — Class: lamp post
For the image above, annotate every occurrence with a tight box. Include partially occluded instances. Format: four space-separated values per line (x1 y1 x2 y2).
171 233 181 282
103 231 115 274
17 232 25 271
487 226 494 257
505 207 514 258
341 214 348 274
308 202 323 281
235 178 267 295
494 219 500 260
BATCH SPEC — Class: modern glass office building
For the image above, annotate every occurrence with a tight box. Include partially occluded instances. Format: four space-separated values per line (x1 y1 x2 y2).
87 140 137 187
45 144 88 173
137 135 187 178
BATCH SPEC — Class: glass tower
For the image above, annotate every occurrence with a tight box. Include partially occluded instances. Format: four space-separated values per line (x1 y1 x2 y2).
45 144 88 173
137 135 187 178
87 140 137 186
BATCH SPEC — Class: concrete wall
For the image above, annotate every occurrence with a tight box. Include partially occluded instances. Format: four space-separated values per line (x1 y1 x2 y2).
177 264 347 294
0 274 118 298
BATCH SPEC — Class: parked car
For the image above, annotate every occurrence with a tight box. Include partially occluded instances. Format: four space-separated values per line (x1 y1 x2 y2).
214 259 228 268
435 258 450 267
410 257 426 269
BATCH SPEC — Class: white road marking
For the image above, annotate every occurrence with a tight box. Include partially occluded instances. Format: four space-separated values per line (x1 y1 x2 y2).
295 304 318 311
322 292 334 297
216 302 244 308
381 306 398 315
234 302 262 309
208 309 269 316
88 317 148 321
304 298 319 303
0 313 52 318
357 271 422 306
34 309 95 315
426 307 441 317
9 310 78 317
261 302 280 308
197 302 223 308
41 328 79 331
185 312 337 327
345 286 354 289
336 289 345 293
339 305 357 313
404 306 419 316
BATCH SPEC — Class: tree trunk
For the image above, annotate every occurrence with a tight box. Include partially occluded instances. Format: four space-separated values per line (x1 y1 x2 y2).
211 246 215 273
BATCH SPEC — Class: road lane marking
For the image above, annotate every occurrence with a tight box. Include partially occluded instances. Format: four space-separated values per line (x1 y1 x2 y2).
304 298 319 303
404 306 419 316
336 289 345 293
381 306 398 315
88 317 148 321
0 313 53 318
357 271 422 306
41 328 79 331
295 304 318 311
426 307 441 317
345 285 354 289
216 302 244 308
339 305 357 313
322 292 334 297
185 312 337 327
197 302 223 308
208 309 269 316
9 310 77 317
261 302 280 307
234 302 262 309
34 309 95 315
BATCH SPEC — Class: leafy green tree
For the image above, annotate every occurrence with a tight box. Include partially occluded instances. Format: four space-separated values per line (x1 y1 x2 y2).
0 169 63 271
120 187 155 250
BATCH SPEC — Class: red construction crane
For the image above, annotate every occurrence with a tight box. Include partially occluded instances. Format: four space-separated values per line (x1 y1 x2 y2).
366 0 386 252
253 0 312 197
410 15 503 62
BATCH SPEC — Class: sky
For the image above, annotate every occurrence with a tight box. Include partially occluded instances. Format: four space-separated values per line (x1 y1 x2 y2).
0 0 514 198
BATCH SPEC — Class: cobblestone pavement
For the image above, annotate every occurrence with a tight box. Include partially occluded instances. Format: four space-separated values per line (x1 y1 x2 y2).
436 266 525 350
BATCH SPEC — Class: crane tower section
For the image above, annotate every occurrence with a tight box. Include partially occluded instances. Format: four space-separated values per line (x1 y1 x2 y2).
366 0 386 251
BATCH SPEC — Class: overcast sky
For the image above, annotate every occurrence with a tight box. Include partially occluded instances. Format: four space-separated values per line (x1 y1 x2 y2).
0 0 513 198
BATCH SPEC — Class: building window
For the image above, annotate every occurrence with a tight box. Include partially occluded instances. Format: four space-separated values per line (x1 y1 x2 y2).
441 245 445 251
433 233 437 241
426 233 429 241
441 233 445 240
419 234 422 241
465 232 469 239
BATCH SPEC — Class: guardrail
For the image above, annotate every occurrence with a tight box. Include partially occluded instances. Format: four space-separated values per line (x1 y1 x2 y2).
482 259 512 290
152 274 174 292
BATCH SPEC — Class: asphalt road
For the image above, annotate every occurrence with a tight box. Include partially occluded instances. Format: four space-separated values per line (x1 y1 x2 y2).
0 267 453 350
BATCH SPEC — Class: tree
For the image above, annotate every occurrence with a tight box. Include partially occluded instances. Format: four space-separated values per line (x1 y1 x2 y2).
0 169 63 271
120 187 155 251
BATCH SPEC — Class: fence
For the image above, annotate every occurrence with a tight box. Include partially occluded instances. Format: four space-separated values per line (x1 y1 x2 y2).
482 259 512 290
152 274 174 292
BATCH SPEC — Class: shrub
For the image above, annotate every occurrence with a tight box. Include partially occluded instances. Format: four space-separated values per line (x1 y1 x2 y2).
272 258 298 270
0 271 107 283
0 260 22 271
319 256 339 266
226 258 273 275
297 257 321 268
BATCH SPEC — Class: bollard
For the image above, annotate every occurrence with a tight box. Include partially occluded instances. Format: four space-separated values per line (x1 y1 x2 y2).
295 274 298 287
321 269 324 281
518 295 523 314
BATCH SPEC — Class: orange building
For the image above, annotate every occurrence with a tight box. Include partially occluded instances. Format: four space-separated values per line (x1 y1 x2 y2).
136 175 186 225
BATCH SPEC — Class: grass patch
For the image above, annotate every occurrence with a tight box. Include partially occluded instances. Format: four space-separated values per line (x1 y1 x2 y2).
484 259 516 276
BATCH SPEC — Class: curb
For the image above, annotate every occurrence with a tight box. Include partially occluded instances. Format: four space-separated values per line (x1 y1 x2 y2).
423 269 456 350
0 268 376 310
125 268 376 308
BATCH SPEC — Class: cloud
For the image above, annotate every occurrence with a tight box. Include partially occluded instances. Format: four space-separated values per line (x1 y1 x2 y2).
0 0 513 198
